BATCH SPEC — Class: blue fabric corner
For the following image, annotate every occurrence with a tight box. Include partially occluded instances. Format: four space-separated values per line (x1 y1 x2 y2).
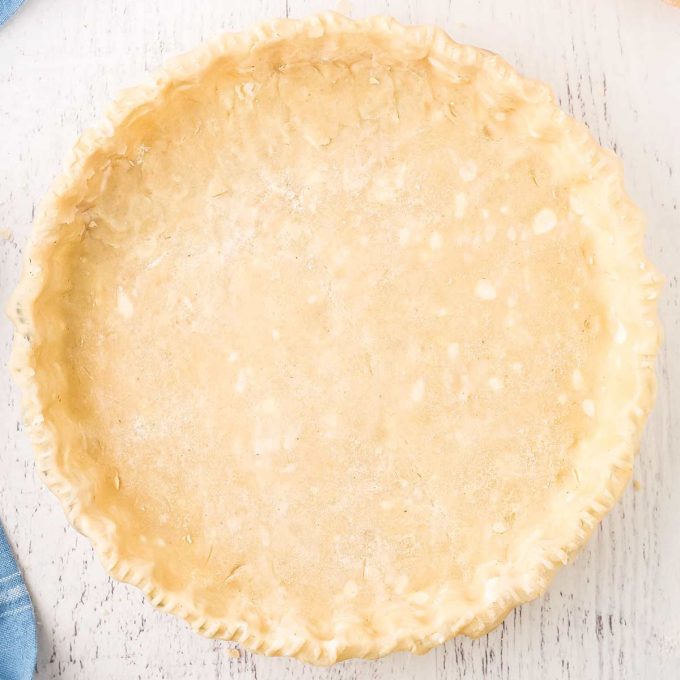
0 523 36 680
0 0 25 26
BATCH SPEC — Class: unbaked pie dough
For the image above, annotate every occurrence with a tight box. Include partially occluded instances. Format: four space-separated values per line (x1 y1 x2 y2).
10 13 661 665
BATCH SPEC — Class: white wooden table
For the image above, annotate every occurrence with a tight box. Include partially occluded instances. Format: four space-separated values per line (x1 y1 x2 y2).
1 1 678 678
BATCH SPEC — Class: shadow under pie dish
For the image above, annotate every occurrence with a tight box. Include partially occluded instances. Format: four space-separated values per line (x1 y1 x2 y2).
9 13 661 665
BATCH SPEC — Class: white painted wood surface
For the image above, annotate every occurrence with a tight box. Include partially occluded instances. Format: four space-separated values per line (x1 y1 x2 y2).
1 0 678 677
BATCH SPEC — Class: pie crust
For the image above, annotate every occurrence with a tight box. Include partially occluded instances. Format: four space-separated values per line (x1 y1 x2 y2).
9 13 661 665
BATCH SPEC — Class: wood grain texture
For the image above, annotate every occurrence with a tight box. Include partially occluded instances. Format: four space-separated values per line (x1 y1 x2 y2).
0 1 678 678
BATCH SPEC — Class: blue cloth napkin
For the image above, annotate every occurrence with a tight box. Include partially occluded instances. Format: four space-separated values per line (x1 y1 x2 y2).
0 0 25 25
0 523 36 680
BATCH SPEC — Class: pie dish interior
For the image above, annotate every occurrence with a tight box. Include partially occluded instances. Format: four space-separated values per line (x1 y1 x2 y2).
9 13 660 664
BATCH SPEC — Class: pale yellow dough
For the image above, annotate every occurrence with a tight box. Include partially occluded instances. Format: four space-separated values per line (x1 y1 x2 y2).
9 13 661 665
